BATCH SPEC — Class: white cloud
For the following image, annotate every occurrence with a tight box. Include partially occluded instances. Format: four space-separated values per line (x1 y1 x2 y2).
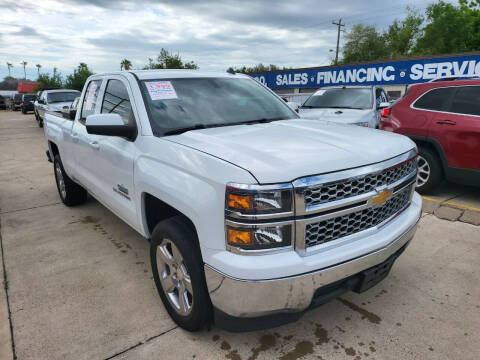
0 0 441 80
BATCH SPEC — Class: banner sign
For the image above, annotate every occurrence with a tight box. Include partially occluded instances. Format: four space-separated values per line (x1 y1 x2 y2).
251 54 480 89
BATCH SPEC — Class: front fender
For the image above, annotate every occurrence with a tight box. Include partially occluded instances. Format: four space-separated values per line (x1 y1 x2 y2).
134 138 256 252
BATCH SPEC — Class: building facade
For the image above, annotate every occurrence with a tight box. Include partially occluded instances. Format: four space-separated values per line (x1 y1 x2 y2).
250 52 480 103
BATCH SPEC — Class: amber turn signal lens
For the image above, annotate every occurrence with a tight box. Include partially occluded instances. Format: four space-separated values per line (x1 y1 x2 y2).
227 229 253 246
228 193 254 211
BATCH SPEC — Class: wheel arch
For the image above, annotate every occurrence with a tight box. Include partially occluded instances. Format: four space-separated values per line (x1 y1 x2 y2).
406 135 447 174
142 193 200 245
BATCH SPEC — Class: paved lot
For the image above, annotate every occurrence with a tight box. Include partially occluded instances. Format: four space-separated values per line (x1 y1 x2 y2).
1 110 479 360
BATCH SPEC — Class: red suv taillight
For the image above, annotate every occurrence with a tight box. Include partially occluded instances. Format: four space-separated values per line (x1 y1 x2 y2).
381 107 390 117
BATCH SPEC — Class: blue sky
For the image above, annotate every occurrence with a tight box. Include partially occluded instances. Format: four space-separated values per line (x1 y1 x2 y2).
0 0 455 81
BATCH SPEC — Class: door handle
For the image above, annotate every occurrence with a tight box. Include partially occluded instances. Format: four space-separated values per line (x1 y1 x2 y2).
436 120 456 125
89 141 100 150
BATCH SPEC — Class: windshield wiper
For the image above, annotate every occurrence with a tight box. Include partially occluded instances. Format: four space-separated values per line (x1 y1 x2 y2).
163 124 209 135
163 117 290 136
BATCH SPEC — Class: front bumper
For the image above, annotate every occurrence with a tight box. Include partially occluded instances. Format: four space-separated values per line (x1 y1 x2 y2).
205 211 420 320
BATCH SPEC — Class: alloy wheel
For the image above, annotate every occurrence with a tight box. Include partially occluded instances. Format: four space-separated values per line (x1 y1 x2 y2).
416 155 430 188
55 162 66 199
156 238 193 316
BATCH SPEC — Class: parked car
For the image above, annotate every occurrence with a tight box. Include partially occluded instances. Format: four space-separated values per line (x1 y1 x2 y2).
0 95 5 110
298 86 390 128
35 89 80 127
33 90 43 119
44 70 421 331
380 79 480 192
12 93 23 111
20 94 36 114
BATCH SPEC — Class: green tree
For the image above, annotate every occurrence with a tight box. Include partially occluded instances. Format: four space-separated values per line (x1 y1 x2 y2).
144 49 198 69
36 64 42 76
230 63 290 74
120 59 132 70
64 63 94 91
36 67 63 90
414 0 480 55
384 8 424 58
20 61 27 79
6 62 13 77
341 24 388 64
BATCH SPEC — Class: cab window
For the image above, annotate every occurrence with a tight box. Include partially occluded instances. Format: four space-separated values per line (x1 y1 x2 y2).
101 79 135 125
80 80 102 122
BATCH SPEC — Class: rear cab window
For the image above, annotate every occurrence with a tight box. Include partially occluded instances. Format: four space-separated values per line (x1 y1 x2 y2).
80 80 102 123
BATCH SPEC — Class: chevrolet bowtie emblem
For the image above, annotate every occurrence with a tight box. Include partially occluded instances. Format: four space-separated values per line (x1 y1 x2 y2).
371 189 393 205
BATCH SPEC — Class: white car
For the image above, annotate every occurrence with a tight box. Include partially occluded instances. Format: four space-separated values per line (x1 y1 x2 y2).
35 89 80 127
44 70 421 331
299 86 390 128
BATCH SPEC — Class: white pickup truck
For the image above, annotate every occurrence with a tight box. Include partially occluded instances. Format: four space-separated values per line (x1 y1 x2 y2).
44 70 421 332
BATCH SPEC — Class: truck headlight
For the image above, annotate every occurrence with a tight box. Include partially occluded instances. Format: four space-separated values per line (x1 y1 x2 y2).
225 183 294 253
226 183 293 215
226 222 293 251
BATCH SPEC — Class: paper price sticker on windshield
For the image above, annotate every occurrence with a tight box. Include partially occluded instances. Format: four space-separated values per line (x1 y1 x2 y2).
314 89 326 96
146 81 178 100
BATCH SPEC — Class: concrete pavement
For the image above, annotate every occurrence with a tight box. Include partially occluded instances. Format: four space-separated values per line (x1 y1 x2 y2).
0 110 479 360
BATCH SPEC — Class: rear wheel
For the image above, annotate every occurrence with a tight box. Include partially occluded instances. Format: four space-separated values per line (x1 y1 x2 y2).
53 154 88 206
150 217 212 331
416 146 442 193
21 107 26 114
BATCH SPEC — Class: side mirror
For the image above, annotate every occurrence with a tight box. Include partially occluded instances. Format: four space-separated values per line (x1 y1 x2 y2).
61 108 76 120
85 113 137 141
377 102 390 109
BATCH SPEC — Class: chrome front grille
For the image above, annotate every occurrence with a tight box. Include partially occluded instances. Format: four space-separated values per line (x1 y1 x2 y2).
293 149 418 256
304 159 416 207
304 185 412 248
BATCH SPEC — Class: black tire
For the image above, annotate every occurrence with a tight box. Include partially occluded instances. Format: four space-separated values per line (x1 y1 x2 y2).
21 108 26 114
416 146 443 193
53 154 88 206
38 118 43 128
150 217 212 331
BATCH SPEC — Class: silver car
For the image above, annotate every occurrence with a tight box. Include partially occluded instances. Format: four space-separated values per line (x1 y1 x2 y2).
35 89 80 127
298 86 390 128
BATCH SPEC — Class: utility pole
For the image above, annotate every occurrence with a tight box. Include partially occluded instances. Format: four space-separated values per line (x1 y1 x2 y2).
332 18 345 65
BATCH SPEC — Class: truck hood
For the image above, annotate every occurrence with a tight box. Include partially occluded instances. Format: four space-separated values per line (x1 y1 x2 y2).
165 119 415 184
298 108 373 124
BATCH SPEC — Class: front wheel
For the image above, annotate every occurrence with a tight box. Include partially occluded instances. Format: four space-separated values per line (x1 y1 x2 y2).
416 147 443 193
150 217 212 331
53 154 88 206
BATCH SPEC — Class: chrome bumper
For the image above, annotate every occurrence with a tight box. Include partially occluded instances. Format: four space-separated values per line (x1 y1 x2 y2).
204 216 419 318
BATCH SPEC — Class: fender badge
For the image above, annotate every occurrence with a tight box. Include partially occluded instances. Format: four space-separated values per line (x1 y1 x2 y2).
371 189 393 206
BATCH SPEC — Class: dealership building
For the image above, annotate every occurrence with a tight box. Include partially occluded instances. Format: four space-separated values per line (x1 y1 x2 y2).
251 52 480 103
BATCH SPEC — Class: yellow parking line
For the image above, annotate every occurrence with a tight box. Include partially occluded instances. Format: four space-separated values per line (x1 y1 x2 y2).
421 196 480 212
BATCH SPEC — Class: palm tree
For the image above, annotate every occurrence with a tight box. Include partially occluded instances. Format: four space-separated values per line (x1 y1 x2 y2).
120 59 132 71
36 64 42 76
20 61 27 79
6 62 12 76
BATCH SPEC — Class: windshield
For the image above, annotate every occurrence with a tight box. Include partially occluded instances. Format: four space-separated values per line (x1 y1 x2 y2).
47 91 80 103
303 88 373 109
24 95 35 101
140 77 297 135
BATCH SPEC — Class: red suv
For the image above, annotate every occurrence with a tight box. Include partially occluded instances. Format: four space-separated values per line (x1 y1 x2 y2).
380 79 480 192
